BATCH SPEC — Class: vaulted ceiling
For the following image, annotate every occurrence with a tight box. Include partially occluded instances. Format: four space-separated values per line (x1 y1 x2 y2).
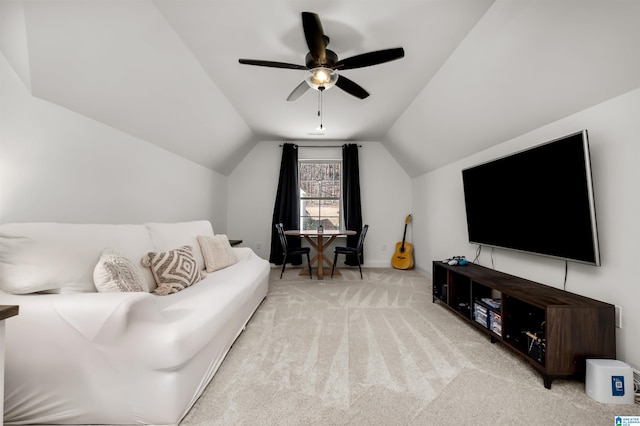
2 0 639 177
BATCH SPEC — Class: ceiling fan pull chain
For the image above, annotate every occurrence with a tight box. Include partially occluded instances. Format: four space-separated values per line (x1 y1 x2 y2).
318 90 324 130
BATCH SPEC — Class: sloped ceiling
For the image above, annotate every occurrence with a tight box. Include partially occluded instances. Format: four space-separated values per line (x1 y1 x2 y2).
387 0 640 176
1 0 639 177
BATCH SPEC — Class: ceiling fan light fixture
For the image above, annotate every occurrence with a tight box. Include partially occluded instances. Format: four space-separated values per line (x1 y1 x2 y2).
305 67 338 91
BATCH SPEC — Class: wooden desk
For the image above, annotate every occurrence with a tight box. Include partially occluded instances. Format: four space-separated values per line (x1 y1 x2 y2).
284 229 357 280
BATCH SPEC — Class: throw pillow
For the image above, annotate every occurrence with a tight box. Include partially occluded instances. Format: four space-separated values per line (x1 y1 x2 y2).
197 234 238 272
93 249 145 292
141 245 204 295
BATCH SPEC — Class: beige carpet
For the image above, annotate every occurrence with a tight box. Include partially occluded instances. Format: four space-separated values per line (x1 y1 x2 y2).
181 267 640 425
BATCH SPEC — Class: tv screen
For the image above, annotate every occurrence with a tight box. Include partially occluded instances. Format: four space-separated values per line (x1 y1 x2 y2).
461 130 600 266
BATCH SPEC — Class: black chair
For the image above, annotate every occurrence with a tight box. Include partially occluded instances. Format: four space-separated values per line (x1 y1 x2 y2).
331 224 369 279
275 223 312 279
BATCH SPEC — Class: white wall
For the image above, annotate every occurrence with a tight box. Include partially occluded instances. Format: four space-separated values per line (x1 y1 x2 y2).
227 141 412 267
412 88 640 370
0 54 227 229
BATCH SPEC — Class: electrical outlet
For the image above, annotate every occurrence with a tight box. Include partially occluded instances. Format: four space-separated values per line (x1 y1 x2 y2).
256 241 262 250
615 305 622 329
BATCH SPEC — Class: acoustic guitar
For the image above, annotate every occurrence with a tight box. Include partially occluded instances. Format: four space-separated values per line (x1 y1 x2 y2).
391 214 414 270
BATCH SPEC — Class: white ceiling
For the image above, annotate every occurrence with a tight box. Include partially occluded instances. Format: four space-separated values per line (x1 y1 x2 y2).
2 0 639 177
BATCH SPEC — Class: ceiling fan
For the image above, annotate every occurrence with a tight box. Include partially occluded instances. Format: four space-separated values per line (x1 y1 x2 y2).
239 12 405 101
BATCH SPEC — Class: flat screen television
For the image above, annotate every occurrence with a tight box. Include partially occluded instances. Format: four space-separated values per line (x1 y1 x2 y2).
461 130 600 266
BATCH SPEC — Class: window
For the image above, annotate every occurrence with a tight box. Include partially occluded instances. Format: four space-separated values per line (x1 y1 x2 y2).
299 160 341 231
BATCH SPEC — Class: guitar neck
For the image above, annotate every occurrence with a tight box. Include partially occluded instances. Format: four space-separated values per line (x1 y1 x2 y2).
401 224 408 248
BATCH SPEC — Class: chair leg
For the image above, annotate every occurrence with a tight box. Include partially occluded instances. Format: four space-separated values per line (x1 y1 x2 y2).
280 255 287 279
306 252 312 279
331 252 338 278
357 253 363 279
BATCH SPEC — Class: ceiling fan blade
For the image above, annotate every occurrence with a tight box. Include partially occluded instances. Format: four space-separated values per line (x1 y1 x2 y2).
334 47 405 70
302 12 327 65
286 81 310 101
239 59 307 70
335 75 369 99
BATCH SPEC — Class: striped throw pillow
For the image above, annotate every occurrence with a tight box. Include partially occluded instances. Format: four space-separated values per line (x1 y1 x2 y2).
141 245 204 295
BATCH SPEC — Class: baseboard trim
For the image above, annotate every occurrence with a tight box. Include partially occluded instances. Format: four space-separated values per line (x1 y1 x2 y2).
268 261 431 278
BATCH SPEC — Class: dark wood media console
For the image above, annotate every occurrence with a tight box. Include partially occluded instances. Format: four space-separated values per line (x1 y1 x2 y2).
432 261 615 388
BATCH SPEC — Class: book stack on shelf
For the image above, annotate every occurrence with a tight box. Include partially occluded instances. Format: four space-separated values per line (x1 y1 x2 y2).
473 302 489 328
483 298 502 336
489 310 502 336
473 298 502 336
481 297 501 310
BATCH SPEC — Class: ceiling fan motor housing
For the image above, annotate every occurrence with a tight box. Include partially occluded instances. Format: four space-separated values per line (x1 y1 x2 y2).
306 50 338 68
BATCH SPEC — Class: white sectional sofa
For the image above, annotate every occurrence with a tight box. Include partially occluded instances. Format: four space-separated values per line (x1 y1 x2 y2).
0 220 269 425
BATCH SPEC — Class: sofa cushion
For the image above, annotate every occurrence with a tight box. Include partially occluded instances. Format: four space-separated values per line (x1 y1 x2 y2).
197 234 238 272
145 221 214 272
93 249 146 293
142 245 204 295
0 222 156 294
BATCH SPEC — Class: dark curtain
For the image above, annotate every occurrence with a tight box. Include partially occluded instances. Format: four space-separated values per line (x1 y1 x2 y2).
342 144 363 266
269 143 302 265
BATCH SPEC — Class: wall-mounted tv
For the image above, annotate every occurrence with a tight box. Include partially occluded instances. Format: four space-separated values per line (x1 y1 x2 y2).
461 130 600 266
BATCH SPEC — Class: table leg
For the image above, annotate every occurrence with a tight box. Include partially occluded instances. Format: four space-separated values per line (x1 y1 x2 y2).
316 235 324 279
315 235 337 280
296 235 338 280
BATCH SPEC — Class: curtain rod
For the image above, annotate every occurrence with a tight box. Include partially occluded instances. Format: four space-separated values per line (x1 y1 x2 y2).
279 144 362 148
